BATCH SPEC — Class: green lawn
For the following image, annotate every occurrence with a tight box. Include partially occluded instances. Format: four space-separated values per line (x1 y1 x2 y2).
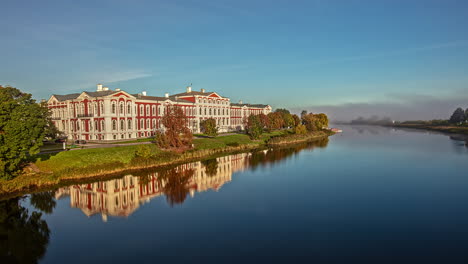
34 144 161 173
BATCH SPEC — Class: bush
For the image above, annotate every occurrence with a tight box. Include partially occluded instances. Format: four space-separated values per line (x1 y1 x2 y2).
295 124 307 134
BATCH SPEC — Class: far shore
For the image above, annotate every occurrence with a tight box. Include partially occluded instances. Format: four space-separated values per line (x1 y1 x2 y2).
386 124 468 135
0 130 333 198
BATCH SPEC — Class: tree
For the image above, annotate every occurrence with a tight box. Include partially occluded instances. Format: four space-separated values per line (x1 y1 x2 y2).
267 112 284 130
292 114 301 127
0 86 49 179
157 105 193 149
465 108 468 122
258 113 270 131
247 115 263 139
295 124 307 134
449 107 465 124
200 118 218 137
275 108 290 115
301 110 308 119
301 113 329 132
314 113 329 129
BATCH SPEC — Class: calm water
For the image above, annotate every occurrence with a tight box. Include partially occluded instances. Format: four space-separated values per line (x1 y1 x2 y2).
2 125 468 263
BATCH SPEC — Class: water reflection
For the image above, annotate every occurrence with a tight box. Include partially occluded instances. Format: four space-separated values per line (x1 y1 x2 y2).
0 196 52 263
54 138 329 221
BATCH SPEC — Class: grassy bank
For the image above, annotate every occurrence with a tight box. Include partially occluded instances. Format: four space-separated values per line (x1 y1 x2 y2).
390 124 468 135
0 130 332 196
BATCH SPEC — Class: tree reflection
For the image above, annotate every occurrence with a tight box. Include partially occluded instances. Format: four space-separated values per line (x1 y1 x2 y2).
158 168 195 207
0 197 51 263
30 191 56 214
248 138 329 170
201 159 219 177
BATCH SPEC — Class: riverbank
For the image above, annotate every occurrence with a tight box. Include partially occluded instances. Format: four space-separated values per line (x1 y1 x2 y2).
389 124 468 135
0 130 333 197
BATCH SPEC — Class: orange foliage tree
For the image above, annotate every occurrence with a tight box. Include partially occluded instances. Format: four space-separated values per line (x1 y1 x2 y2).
156 105 192 149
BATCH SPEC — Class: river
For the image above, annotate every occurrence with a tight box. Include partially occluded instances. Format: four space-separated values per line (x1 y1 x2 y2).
2 125 468 262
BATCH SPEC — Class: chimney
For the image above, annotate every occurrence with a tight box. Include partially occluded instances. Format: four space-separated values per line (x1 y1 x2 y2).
103 87 109 91
97 84 103 91
142 91 147 96
201 88 205 93
165 93 169 98
186 86 192 93
115 88 121 91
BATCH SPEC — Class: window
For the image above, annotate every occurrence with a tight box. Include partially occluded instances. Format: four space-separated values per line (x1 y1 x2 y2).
146 119 150 129
140 105 144 115
146 106 150 116
120 104 124 114
120 120 125 130
112 120 117 130
101 120 105 130
128 119 132 129
152 119 156 129
152 106 156 116
127 104 131 114
140 119 144 129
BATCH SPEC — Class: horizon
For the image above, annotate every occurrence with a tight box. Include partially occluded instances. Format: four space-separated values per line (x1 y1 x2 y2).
1 0 468 121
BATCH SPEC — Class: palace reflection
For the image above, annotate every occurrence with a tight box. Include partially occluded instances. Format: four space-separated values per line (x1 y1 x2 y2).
55 138 328 221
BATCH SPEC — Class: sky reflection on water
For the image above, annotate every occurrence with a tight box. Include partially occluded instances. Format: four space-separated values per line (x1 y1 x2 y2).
2 127 468 262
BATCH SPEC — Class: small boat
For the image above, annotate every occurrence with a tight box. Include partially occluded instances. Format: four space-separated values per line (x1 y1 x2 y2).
330 128 343 133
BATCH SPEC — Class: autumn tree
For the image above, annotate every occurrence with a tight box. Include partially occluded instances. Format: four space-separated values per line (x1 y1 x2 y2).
267 112 284 130
301 113 329 132
200 118 218 137
292 114 301 127
247 115 263 139
0 86 49 179
157 105 192 149
295 124 307 134
258 113 270 131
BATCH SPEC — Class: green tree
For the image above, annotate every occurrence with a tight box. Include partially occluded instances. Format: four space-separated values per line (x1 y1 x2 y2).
295 124 307 134
200 118 218 137
246 115 263 139
314 113 329 129
300 110 308 119
0 86 49 179
449 107 465 124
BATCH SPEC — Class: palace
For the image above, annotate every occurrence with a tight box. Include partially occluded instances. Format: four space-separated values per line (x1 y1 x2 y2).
47 84 271 141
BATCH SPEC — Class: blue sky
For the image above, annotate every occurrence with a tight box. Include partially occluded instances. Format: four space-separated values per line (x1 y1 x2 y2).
1 0 468 120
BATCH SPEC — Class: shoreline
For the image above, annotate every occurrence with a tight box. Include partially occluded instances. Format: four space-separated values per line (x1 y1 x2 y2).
0 131 333 198
387 124 468 135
